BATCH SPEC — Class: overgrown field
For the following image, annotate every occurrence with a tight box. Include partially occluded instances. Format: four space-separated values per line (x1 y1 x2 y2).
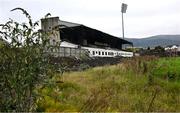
37 56 180 112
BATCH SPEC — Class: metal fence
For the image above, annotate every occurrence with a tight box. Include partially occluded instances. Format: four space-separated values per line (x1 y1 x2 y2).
45 47 89 58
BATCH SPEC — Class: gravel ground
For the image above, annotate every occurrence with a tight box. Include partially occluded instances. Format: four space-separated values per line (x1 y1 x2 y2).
49 56 123 72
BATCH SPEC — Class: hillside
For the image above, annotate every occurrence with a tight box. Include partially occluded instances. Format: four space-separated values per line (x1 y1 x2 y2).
126 35 180 48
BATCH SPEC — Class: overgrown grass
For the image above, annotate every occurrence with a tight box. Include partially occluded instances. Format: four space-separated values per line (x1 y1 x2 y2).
152 57 180 81
37 56 180 112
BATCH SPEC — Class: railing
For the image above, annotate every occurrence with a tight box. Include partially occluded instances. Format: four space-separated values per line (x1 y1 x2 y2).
45 46 89 58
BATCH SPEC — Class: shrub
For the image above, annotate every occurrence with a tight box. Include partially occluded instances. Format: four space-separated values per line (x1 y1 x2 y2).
0 8 54 111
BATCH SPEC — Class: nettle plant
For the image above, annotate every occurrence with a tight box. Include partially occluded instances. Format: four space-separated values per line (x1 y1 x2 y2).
0 8 55 111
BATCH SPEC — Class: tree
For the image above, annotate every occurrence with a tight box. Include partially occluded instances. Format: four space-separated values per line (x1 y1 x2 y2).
154 46 165 52
0 8 54 111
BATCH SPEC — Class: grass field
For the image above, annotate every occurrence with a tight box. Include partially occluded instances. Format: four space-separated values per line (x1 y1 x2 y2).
152 57 180 81
37 56 180 112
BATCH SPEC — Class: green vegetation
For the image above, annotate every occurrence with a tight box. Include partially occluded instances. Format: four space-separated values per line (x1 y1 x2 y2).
152 57 180 81
0 8 55 111
37 56 180 112
1 8 180 112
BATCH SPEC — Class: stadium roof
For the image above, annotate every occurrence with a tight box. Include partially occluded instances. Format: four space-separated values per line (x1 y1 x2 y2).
59 20 133 49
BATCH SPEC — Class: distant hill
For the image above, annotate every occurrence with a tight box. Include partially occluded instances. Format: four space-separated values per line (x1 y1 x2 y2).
126 35 180 48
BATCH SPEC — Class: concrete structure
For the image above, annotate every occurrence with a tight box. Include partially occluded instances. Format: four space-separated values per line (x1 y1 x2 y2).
41 17 60 46
165 45 180 56
165 45 180 51
41 17 133 58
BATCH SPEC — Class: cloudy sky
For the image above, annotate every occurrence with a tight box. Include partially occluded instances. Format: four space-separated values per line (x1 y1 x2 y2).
0 0 180 38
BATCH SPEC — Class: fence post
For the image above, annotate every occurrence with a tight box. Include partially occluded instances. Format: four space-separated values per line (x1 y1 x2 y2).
70 48 71 56
79 48 81 57
64 47 65 57
75 48 77 57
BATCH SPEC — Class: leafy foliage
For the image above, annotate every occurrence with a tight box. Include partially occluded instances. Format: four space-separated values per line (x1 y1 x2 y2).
0 8 54 111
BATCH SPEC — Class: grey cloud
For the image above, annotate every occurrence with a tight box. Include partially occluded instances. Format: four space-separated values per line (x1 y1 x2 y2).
0 0 180 38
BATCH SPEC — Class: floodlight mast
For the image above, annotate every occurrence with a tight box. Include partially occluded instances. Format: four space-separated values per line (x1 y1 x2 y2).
121 3 127 40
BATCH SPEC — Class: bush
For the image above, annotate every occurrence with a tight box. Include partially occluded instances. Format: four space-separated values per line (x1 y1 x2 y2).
0 8 54 111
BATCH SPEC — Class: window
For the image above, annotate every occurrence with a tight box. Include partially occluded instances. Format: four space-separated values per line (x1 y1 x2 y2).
93 51 95 55
108 52 114 55
52 39 56 45
99 51 101 55
102 52 104 55
105 52 107 55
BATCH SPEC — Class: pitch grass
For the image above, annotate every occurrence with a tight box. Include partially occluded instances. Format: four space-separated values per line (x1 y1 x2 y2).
37 56 180 112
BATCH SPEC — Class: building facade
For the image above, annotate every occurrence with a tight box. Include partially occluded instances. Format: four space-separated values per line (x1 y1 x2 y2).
41 17 133 57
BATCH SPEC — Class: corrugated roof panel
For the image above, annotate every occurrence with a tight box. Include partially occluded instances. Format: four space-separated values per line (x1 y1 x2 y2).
59 20 82 28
